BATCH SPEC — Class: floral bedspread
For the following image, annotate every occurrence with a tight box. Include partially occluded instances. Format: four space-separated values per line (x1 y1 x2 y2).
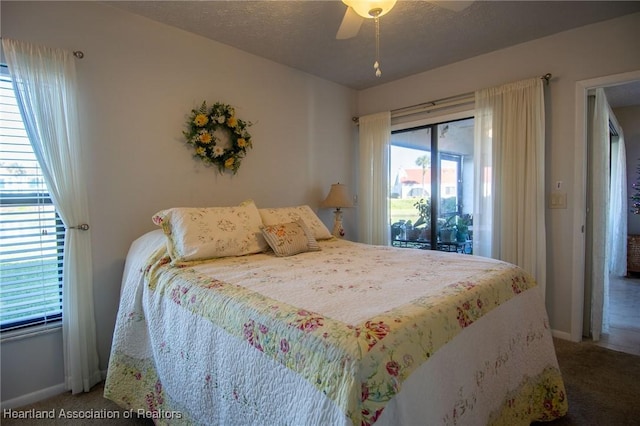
105 230 567 425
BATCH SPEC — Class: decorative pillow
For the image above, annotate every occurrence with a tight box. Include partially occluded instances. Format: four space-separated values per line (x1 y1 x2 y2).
261 219 320 257
259 205 332 240
152 200 267 263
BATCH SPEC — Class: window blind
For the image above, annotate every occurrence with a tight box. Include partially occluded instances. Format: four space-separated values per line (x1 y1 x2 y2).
0 69 64 332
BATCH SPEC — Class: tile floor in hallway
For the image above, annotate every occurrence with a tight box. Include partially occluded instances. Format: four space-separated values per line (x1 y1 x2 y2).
595 275 640 356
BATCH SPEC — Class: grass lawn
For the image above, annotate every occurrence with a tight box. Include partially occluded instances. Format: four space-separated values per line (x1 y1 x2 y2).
390 198 422 224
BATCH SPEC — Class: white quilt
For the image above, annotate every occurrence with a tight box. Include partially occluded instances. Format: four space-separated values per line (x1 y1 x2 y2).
104 230 567 425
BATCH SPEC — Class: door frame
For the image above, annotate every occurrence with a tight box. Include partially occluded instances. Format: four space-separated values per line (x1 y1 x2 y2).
571 70 640 342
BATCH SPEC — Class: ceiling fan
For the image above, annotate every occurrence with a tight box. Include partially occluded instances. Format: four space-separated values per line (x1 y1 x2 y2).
336 0 475 40
336 0 475 77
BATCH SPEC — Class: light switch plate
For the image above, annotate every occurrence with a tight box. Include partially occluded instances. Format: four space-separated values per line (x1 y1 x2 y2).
550 192 567 209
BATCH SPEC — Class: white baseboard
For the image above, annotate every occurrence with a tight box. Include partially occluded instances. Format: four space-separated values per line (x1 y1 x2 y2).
551 329 578 342
1 371 108 410
1 383 67 410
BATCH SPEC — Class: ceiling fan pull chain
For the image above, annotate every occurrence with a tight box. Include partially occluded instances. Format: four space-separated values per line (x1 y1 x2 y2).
374 15 382 77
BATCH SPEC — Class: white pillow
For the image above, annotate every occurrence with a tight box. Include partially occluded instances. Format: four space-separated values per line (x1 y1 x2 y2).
259 205 332 240
152 200 267 263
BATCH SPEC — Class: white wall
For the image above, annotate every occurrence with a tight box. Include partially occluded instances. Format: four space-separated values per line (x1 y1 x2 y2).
2 0 639 407
357 12 640 338
0 1 356 405
618 106 640 234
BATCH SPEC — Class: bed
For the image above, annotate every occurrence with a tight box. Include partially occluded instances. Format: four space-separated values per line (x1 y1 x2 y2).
104 202 567 425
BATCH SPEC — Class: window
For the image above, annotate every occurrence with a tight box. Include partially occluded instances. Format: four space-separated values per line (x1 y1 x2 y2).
0 66 64 332
389 117 474 252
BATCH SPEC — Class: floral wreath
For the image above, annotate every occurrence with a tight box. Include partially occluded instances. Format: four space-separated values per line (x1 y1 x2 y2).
183 101 253 174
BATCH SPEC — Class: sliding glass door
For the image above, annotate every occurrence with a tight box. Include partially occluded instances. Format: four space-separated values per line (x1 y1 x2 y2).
389 117 474 253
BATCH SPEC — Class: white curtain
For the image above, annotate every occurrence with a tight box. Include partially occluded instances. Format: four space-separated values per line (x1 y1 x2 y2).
2 38 101 393
589 88 611 340
589 88 627 339
474 78 547 296
608 128 627 278
358 111 391 245
605 130 627 335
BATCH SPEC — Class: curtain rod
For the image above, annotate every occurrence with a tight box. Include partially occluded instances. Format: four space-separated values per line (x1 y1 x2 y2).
0 36 84 59
352 72 552 123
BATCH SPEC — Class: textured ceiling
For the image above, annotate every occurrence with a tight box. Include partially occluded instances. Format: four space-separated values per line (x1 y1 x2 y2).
106 1 640 104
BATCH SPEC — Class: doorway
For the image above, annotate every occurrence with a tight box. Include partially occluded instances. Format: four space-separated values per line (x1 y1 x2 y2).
574 71 640 355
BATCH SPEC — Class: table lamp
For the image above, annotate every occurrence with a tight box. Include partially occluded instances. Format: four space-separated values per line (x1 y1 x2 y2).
321 183 354 237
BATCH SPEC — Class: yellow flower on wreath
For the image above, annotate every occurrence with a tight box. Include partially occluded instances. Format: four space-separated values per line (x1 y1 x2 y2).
199 132 212 144
194 113 208 127
183 101 253 174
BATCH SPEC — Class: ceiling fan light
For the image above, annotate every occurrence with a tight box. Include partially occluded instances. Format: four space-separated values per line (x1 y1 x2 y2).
342 0 398 18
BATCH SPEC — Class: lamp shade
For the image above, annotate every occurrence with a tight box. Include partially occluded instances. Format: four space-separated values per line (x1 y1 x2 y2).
321 183 354 209
343 0 397 18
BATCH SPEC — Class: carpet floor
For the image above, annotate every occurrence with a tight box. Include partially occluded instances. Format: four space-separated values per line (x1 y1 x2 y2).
3 338 639 425
535 338 640 425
